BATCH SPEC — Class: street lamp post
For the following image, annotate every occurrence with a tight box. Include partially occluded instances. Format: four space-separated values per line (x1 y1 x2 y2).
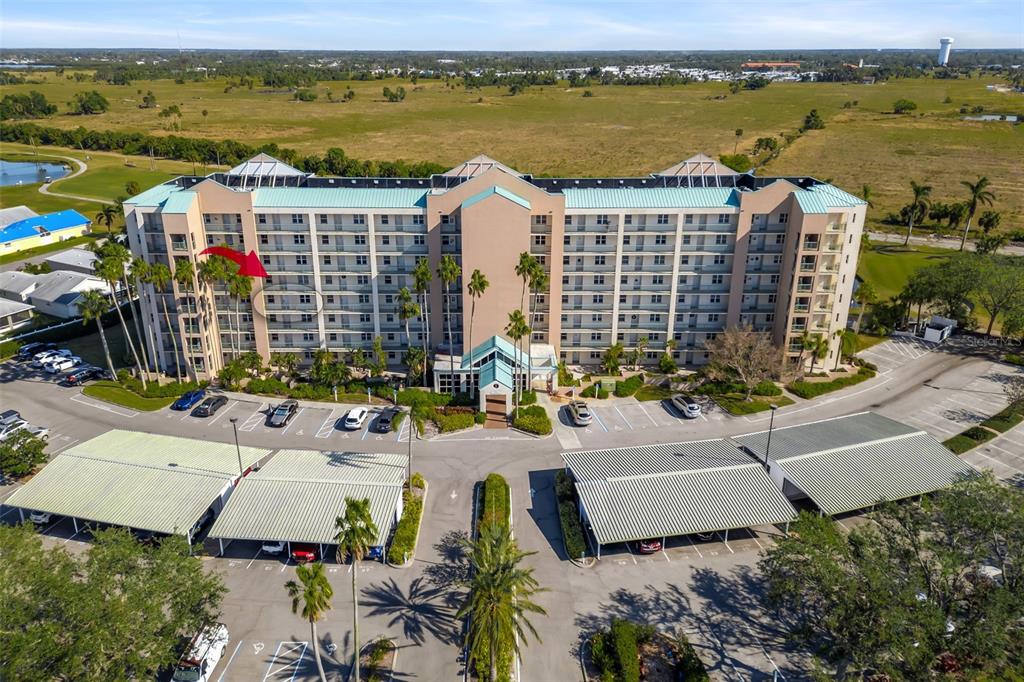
763 405 778 473
229 417 244 483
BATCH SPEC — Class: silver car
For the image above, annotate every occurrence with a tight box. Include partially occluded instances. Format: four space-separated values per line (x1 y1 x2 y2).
670 394 702 419
567 400 593 426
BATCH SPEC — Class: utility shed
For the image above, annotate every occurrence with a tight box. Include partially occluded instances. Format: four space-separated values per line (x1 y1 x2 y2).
731 412 977 515
3 430 269 541
562 439 796 557
208 450 407 553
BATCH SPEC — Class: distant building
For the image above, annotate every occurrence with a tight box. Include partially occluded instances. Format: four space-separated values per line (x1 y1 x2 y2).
0 270 110 319
741 61 800 70
0 298 34 337
938 37 954 66
44 247 98 276
0 209 90 255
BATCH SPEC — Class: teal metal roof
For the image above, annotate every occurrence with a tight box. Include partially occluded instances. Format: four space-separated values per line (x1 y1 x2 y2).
125 182 182 207
563 187 740 210
794 184 867 214
252 187 427 209
160 191 197 214
462 186 531 211
479 358 514 390
462 334 528 369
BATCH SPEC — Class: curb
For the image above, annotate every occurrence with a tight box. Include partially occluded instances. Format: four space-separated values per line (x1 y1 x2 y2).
385 480 428 568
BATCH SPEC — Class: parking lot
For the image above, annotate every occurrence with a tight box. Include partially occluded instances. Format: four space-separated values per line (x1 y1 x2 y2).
553 396 730 450
857 334 935 373
898 361 1016 439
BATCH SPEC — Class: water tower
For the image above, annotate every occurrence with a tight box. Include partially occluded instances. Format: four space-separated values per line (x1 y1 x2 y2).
938 37 954 66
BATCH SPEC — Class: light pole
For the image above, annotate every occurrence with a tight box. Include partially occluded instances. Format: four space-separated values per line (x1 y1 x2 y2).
229 417 244 483
763 404 778 473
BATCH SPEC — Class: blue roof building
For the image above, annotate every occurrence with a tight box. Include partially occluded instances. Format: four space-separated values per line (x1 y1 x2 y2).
0 209 91 251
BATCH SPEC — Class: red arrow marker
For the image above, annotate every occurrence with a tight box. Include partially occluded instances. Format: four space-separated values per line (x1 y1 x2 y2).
199 246 268 278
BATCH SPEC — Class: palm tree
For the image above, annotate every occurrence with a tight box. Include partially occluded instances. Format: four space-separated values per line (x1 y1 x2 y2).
173 259 199 381
437 254 461 395
412 258 432 388
127 257 153 379
806 334 828 374
633 336 649 371
145 263 182 380
335 497 379 682
959 176 996 251
95 248 147 389
94 204 119 235
832 329 856 371
466 269 489 398
228 273 252 360
199 256 229 360
853 281 877 332
860 184 875 209
514 253 538 400
528 265 547 334
458 524 547 682
903 180 932 246
505 310 530 406
285 562 334 682
396 287 420 354
79 290 117 380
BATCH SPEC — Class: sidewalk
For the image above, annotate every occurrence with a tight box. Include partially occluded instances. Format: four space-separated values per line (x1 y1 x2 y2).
868 231 1024 256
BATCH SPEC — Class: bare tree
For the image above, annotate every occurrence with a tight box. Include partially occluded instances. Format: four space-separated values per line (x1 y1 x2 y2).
1005 375 1024 409
703 324 784 400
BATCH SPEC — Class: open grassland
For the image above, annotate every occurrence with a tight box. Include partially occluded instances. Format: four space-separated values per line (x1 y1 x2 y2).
857 242 956 300
3 72 1020 228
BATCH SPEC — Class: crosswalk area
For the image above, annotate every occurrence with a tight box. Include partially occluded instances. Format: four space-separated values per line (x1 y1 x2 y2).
858 335 934 372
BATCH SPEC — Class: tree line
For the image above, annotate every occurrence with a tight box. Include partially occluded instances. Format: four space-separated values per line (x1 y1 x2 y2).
1 121 447 177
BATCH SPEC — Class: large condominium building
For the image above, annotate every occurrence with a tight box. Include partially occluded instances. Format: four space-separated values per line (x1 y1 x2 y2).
125 153 866 390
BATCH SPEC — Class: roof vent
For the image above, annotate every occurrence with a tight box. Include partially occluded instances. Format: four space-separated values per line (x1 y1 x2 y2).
597 180 602 184
328 179 335 184
574 180 580 185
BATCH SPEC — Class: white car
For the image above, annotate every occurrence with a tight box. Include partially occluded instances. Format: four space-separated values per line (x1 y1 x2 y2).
32 349 71 367
261 541 286 555
0 419 48 442
343 407 369 430
44 356 81 373
173 623 229 682
670 394 702 419
29 511 52 524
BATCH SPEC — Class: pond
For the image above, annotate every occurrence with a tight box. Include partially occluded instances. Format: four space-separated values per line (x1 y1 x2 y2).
0 159 71 186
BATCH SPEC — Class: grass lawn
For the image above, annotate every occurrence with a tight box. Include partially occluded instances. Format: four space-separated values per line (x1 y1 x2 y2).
853 333 887 353
857 241 956 300
82 380 175 411
634 384 675 402
0 233 99 265
713 394 794 416
4 72 1020 231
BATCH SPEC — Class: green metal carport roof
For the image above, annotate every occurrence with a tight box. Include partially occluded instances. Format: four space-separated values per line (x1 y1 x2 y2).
209 450 407 546
4 430 269 536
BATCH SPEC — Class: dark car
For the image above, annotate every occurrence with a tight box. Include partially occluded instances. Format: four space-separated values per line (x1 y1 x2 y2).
268 399 299 428
16 342 56 361
172 389 206 411
60 366 104 387
376 408 400 433
291 543 318 563
193 396 228 417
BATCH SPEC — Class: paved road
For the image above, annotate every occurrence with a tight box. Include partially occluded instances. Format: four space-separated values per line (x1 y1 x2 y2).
2 333 1021 681
868 230 1024 256
36 154 114 205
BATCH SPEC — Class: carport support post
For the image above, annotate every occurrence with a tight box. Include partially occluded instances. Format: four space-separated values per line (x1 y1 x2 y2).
219 538 224 557
230 417 244 483
723 529 729 549
18 508 24 523
72 518 78 534
763 404 778 473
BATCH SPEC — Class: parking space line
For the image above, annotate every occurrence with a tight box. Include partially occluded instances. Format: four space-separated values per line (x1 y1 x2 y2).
717 532 734 554
637 403 659 427
207 400 235 426
280 407 304 436
41 518 63 534
613 405 634 430
623 542 637 564
750 533 765 552
0 507 20 520
969 449 1022 474
315 409 336 439
395 419 407 442
216 640 244 682
63 530 82 544
69 393 138 418
280 557 291 573
246 547 263 569
590 409 609 432
239 404 266 432
685 535 703 559
51 437 79 454
985 443 1024 462
661 548 671 563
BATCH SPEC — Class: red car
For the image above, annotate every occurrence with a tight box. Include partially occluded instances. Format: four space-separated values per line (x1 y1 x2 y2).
291 543 318 563
636 539 663 554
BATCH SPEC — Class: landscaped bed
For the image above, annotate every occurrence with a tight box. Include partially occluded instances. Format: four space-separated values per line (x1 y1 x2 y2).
513 405 552 435
786 364 877 400
692 379 792 415
587 619 708 682
387 473 426 566
479 473 511 533
360 637 396 682
555 470 588 561
943 426 998 454
980 405 1024 433
82 380 176 411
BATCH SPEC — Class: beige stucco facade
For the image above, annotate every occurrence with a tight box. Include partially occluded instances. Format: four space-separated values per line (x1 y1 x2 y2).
124 154 865 380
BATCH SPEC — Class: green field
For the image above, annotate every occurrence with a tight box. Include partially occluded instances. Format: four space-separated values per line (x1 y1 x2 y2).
857 242 956 299
2 72 1020 230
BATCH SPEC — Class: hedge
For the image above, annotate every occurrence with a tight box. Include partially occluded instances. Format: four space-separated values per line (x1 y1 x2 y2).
676 631 710 681
245 377 290 396
116 370 206 398
590 619 655 682
513 405 552 435
943 426 997 454
752 380 783 397
433 409 476 432
17 304 132 345
397 389 451 408
0 340 21 360
387 484 424 565
980 407 1024 433
480 473 510 534
519 390 537 406
555 471 588 560
786 366 876 400
614 373 645 398
1005 353 1024 367
580 383 609 399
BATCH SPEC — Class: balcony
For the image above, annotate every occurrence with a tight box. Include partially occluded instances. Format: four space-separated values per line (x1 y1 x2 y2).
793 304 810 313
799 263 817 273
827 222 847 232
802 240 820 251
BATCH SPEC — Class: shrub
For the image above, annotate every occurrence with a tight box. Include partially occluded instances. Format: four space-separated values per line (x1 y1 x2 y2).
397 389 450 408
693 380 746 396
555 471 588 559
719 153 752 173
245 377 290 396
480 473 510 533
287 383 332 401
387 487 424 564
675 631 710 680
558 362 580 387
752 380 782 397
614 373 645 398
474 411 487 425
519 390 537 406
658 353 677 375
116 370 206 398
1005 353 1024 367
590 619 655 682
580 383 609 399
786 367 876 399
513 405 552 435
410 472 425 490
980 410 1023 433
893 98 918 114
433 410 475 432
0 340 21 359
944 426 996 454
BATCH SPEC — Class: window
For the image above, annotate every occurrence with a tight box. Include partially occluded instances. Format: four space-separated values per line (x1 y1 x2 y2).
624 214 633 225
594 255 605 266
291 214 304 224
354 235 367 246
651 314 661 323
441 215 451 225
533 235 547 246
717 214 730 224
653 255 665 265
258 214 267 224
590 332 602 342
770 274 780 284
323 255 332 265
715 234 728 245
355 255 368 266
652 275 664 285
353 214 366 225
532 215 549 226
382 256 392 266
299 294 311 304
260 234 269 245
203 214 212 224
655 235 666 245
293 234 306 245
593 275 605 285
319 214 328 225
592 294 604 304
775 234 786 245
708 313 720 322
413 235 425 246
591 313 603 322
327 295 335 304
170 235 187 251
657 214 669 225
564 215 572 226
711 274 724 285
682 235 691 245
297 275 310 285
684 214 693 224
380 215 389 225
595 235 606 245
325 276 333 284
537 255 546 266
778 212 789 224
413 215 424 225
680 255 690 266
358 294 370 304
303 333 315 342
596 214 609 225
652 294 662 303
381 235 390 245
296 255 308 266
301 313 313 323
623 235 631 245
357 275 369 285
384 276 393 285
713 255 726 265
319 234 329 245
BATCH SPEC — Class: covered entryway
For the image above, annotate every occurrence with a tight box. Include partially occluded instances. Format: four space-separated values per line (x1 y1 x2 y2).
484 395 508 429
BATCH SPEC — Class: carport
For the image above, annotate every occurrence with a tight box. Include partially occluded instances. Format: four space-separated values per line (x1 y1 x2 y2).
562 439 797 559
208 449 407 560
731 412 977 515
3 430 270 546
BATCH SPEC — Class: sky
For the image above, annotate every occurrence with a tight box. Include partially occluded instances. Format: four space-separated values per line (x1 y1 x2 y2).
1 0 1021 51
